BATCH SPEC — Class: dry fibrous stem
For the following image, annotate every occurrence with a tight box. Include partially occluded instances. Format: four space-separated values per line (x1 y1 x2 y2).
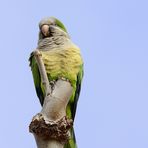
29 113 73 143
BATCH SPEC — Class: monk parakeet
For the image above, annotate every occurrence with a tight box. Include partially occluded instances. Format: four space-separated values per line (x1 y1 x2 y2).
29 17 83 148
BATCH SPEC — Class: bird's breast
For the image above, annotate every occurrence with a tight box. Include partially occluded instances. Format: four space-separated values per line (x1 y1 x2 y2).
39 46 82 82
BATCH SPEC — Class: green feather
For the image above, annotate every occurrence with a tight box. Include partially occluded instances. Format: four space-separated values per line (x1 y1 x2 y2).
55 18 67 33
29 53 45 106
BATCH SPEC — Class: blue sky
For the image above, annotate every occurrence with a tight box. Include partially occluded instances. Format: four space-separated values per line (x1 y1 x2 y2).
0 0 148 147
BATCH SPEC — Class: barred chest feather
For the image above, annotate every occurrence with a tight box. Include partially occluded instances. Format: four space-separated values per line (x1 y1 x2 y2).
39 45 82 82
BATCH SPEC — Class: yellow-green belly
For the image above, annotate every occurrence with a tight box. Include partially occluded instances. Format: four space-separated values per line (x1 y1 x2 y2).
40 46 82 85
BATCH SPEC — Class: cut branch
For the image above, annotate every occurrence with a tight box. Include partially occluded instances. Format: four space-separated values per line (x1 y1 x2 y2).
33 50 51 96
29 49 73 148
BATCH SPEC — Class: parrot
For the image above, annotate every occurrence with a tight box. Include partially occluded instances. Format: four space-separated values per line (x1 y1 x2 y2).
29 17 83 148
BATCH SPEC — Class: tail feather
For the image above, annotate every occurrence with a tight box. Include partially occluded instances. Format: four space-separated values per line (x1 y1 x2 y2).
64 127 77 148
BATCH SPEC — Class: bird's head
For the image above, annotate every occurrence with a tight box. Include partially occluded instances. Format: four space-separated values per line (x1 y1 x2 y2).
38 17 68 39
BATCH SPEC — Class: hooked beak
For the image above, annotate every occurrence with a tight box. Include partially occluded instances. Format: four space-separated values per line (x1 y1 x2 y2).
41 24 50 37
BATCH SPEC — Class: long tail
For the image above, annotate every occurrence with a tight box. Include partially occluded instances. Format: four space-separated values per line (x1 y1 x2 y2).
64 127 77 148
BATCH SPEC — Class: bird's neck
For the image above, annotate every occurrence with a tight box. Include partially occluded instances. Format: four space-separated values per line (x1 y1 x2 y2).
37 35 70 51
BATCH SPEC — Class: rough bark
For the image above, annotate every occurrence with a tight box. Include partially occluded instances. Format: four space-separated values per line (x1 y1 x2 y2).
29 50 73 148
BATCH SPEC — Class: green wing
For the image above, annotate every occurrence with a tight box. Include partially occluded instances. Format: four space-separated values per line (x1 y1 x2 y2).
29 53 45 106
64 64 83 148
71 64 84 120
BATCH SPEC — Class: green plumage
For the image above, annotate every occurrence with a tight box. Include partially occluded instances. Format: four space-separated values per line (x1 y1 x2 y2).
29 17 83 148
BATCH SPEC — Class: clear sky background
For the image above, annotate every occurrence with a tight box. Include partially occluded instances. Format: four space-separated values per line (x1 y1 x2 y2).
0 0 148 148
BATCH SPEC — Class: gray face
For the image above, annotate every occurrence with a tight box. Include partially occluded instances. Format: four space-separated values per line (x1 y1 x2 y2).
39 17 56 28
38 17 69 41
39 17 56 38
